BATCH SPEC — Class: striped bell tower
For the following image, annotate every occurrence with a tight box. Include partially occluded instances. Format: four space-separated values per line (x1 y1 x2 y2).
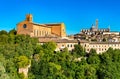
96 19 98 29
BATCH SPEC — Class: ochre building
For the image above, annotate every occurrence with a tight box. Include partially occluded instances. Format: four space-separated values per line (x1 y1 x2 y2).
17 14 66 37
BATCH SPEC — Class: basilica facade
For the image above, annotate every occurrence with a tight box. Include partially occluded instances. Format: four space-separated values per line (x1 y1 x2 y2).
17 14 66 37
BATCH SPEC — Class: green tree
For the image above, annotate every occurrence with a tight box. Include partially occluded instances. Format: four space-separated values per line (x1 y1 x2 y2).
15 35 38 58
0 34 9 44
16 56 30 68
62 47 69 53
0 62 10 79
98 48 120 79
74 44 85 56
9 28 17 35
42 41 56 52
89 48 97 56
85 65 97 79
87 55 100 65
0 30 8 35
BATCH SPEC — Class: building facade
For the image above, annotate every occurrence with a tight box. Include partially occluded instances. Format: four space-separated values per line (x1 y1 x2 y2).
38 37 78 51
17 14 66 37
17 14 79 52
74 19 120 43
81 19 110 35
17 15 120 54
80 40 120 54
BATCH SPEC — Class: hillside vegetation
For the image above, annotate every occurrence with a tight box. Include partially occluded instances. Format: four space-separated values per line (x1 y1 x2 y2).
0 29 120 79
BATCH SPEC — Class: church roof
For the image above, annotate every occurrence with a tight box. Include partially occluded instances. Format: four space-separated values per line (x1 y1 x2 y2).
32 22 64 27
45 23 63 26
32 22 47 27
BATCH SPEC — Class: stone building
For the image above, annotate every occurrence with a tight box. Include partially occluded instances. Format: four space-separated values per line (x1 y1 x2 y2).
17 14 66 37
80 40 120 54
81 19 110 35
74 19 120 42
17 14 79 51
39 37 78 51
17 15 120 54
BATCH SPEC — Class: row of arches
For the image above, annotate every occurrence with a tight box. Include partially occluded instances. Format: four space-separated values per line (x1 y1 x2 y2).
34 30 50 37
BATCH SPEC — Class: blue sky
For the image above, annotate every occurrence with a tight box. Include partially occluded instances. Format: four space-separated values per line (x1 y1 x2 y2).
0 0 120 34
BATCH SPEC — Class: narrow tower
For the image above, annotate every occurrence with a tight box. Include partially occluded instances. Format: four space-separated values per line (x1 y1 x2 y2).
108 25 110 32
26 14 33 22
95 19 98 29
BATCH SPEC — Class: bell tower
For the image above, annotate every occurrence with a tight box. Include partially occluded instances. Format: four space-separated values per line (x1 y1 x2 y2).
26 14 33 22
95 19 98 29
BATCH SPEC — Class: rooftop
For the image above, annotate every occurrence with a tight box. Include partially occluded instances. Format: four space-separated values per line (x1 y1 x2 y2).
39 37 78 43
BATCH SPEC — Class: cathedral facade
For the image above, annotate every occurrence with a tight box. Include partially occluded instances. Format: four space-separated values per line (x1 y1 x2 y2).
17 14 66 37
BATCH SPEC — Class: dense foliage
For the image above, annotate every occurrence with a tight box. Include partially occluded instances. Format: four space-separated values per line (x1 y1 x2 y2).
0 29 38 79
0 29 120 79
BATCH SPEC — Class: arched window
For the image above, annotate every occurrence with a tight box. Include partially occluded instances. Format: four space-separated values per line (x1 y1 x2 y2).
39 31 41 36
37 30 39 36
34 30 37 36
42 31 44 36
34 30 35 36
67 44 69 47
45 31 46 36
38 31 39 36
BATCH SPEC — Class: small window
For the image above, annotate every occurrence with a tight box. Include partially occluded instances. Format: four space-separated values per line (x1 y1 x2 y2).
87 49 89 51
23 24 27 28
67 45 69 47
99 48 101 51
62 45 64 47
